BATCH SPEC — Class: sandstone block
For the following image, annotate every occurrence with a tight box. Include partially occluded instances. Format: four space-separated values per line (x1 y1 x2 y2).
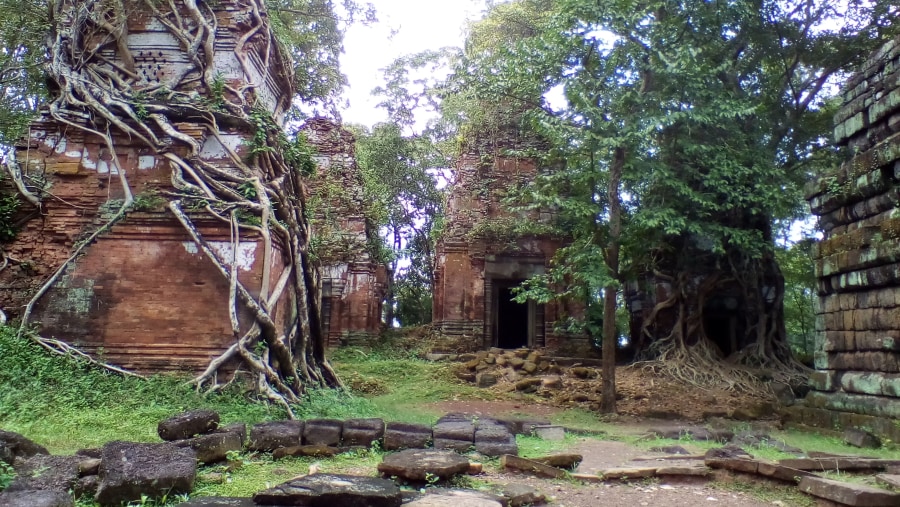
342 418 385 447
95 441 196 506
175 431 243 464
500 455 566 479
248 420 303 451
158 409 219 441
5 455 81 494
800 476 900 506
253 474 401 507
384 422 432 451
0 430 49 465
303 419 343 447
378 449 470 481
844 428 882 449
0 490 74 507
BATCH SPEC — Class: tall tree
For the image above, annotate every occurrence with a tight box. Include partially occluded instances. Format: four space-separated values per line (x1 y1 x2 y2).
353 122 443 327
458 0 900 397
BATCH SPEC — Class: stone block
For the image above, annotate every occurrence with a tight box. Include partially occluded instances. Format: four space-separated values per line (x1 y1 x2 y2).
95 441 196 506
303 419 343 447
870 88 900 126
800 476 900 506
175 431 242 464
0 430 49 465
500 455 566 479
378 449 470 481
248 420 303 452
845 428 882 449
5 455 81 494
433 414 475 452
809 370 837 391
384 422 432 451
841 372 886 396
158 410 220 441
253 474 401 507
342 418 385 447
216 422 247 447
475 372 498 388
0 490 74 507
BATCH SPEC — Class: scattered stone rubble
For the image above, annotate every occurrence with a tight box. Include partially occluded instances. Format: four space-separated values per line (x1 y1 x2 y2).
6 411 900 506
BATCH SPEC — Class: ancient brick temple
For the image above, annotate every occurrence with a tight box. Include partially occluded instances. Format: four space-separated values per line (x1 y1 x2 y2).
795 36 900 438
302 118 387 346
0 1 383 372
432 131 585 354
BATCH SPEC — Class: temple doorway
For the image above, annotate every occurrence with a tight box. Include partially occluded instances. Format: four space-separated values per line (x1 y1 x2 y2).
493 280 532 349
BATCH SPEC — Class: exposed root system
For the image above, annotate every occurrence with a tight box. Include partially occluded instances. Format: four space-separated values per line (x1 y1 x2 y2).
4 0 340 410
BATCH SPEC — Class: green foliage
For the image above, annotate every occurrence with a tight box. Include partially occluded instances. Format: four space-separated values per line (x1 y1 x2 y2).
777 238 818 364
352 122 443 327
267 0 376 111
450 0 900 360
0 461 13 491
0 190 20 242
0 0 49 148
130 191 165 212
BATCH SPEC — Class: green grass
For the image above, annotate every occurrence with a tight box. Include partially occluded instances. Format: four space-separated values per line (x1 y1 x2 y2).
711 480 816 506
330 346 497 424
516 433 580 459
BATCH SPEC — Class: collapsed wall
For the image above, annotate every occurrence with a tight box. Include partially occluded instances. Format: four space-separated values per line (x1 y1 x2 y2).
797 36 900 438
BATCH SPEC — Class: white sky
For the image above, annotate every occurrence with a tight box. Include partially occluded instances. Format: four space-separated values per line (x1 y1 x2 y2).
339 0 486 127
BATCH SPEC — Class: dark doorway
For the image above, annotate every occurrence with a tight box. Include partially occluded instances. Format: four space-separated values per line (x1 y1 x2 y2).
497 285 529 348
703 312 738 357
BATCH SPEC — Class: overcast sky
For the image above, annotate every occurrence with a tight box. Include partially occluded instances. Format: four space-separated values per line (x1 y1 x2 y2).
339 0 485 127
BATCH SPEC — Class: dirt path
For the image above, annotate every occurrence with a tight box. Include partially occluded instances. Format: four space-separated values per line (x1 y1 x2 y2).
481 439 774 507
419 402 784 506
484 475 773 507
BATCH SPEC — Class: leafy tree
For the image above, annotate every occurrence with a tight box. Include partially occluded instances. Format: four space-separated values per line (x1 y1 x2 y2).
353 122 443 327
777 238 817 365
455 0 899 405
0 0 49 148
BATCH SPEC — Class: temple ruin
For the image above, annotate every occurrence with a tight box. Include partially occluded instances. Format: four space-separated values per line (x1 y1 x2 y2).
794 35 900 438
0 1 384 374
432 129 586 354
302 118 387 347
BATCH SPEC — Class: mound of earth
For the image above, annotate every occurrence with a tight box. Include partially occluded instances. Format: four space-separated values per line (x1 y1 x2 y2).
449 349 777 422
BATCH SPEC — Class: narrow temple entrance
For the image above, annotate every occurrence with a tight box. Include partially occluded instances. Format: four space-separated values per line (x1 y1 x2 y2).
494 280 531 349
703 295 740 357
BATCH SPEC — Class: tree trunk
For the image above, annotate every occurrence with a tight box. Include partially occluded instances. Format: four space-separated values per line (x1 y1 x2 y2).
601 147 625 414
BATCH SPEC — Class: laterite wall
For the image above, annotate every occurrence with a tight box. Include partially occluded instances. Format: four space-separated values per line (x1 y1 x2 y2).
794 36 900 438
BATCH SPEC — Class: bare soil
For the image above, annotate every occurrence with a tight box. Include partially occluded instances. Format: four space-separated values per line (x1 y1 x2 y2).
454 362 776 422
